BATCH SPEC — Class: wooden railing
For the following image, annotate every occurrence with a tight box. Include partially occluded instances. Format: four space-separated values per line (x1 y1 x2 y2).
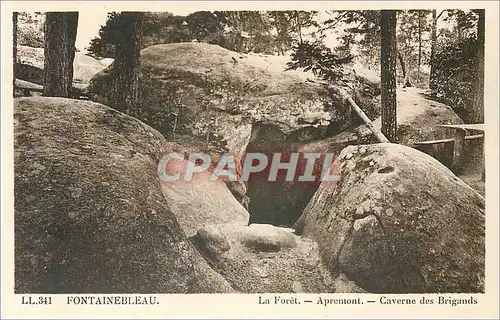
414 124 484 178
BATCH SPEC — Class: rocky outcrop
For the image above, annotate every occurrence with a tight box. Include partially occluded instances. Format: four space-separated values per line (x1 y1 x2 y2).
350 89 463 143
296 143 485 293
333 273 367 293
192 224 336 293
88 43 358 156
14 97 234 293
86 44 384 228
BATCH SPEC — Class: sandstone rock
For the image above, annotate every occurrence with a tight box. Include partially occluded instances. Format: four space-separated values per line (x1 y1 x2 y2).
333 87 467 172
226 179 247 203
156 142 249 237
14 79 43 98
14 97 234 293
15 63 43 87
193 224 336 293
15 45 111 90
333 273 367 293
296 143 485 293
378 88 463 146
160 177 249 238
88 43 342 156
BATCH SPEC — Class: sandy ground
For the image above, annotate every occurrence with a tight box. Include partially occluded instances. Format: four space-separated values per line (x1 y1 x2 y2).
372 87 460 129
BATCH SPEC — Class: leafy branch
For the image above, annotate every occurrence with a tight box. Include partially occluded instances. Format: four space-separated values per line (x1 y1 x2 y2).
286 41 353 83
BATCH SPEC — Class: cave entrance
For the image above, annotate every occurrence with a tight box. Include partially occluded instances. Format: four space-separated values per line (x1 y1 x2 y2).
244 122 320 227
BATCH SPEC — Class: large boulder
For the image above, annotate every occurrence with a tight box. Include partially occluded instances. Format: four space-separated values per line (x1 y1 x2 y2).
88 43 347 156
15 45 111 91
296 143 485 293
14 97 234 293
192 223 337 293
157 142 250 237
349 88 463 144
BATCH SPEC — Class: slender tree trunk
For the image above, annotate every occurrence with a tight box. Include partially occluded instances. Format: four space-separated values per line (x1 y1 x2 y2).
13 12 18 93
457 11 464 41
396 50 408 86
473 9 485 123
380 10 398 142
429 9 437 91
274 12 288 56
417 11 422 85
110 12 142 117
295 11 303 44
43 12 79 97
272 13 283 55
44 12 70 97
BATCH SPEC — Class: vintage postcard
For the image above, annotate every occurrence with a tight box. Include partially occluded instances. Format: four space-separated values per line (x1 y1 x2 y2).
1 1 499 319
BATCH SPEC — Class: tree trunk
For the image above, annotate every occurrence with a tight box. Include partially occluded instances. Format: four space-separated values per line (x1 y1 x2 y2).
380 10 398 142
279 46 284 56
295 11 303 44
417 11 422 85
396 50 411 87
429 9 437 91
473 9 485 123
43 12 79 97
273 13 285 55
457 11 465 41
13 12 18 93
109 12 142 117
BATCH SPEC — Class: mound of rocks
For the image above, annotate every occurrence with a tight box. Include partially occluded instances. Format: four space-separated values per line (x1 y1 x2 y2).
89 43 377 156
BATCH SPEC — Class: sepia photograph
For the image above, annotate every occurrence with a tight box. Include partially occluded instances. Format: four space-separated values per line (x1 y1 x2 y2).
11 6 489 294
2 2 499 317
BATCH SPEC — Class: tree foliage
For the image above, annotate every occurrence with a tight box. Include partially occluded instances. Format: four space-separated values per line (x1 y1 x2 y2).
397 10 432 87
87 11 319 58
286 41 352 82
16 12 45 48
321 10 381 68
432 35 480 122
430 9 483 123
